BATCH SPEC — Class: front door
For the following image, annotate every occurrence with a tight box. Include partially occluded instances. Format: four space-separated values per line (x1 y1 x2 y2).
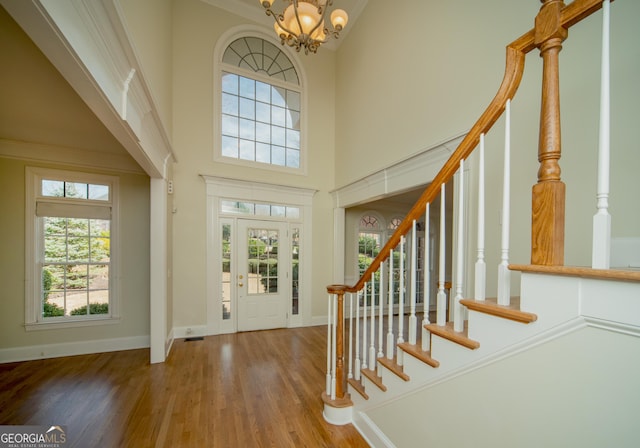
237 219 288 331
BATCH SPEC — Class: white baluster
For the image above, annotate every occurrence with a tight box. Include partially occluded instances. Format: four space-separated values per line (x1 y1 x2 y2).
347 292 353 379
454 160 465 333
330 293 337 400
475 133 486 301
326 293 332 395
386 249 395 360
436 185 447 326
361 284 368 371
397 236 406 366
422 204 431 352
498 99 512 306
369 273 376 371
593 0 611 269
354 290 361 381
409 220 418 345
378 262 385 359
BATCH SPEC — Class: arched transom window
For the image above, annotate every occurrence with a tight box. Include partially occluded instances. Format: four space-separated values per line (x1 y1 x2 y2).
358 214 384 279
219 36 303 171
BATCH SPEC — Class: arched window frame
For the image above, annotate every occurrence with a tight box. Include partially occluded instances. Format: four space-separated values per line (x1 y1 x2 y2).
356 212 386 280
213 26 308 174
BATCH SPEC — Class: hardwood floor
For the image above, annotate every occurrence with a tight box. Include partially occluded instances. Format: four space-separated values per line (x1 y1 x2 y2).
0 327 369 447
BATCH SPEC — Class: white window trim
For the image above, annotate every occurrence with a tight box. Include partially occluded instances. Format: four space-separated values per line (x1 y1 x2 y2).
25 167 120 331
355 211 386 279
213 26 308 175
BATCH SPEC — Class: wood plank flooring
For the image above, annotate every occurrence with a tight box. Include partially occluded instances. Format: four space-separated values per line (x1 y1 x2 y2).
0 326 369 447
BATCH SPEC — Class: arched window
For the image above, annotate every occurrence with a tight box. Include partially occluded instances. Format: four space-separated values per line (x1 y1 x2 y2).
358 214 385 279
217 35 304 171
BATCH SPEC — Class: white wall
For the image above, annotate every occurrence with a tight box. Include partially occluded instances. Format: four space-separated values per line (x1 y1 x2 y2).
0 156 151 358
170 0 337 328
365 325 640 447
335 0 640 296
0 5 152 361
118 0 174 140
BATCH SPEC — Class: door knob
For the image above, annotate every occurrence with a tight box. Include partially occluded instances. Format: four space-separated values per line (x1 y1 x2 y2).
238 283 244 287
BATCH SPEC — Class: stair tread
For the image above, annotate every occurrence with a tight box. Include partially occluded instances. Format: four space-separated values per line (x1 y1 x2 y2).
397 342 440 368
360 367 387 392
347 377 369 400
378 356 410 381
321 391 353 408
510 264 640 282
460 297 537 324
425 321 480 349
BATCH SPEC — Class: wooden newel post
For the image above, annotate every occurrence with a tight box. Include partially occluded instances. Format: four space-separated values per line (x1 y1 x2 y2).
327 285 347 399
531 0 567 266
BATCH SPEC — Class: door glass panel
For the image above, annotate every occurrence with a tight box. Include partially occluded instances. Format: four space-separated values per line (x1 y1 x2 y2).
247 228 278 294
291 227 300 315
222 223 231 319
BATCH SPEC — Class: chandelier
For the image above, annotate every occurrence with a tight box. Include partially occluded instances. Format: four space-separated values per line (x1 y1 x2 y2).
259 0 349 54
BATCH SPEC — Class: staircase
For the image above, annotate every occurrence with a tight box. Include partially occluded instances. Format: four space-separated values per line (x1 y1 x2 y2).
348 266 640 447
323 1 640 446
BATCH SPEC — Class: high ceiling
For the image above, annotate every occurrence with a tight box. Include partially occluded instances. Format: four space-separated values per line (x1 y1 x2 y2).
0 1 367 160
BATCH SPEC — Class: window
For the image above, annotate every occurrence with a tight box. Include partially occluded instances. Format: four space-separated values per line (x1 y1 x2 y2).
218 36 303 171
291 227 300 315
25 167 118 329
358 214 383 279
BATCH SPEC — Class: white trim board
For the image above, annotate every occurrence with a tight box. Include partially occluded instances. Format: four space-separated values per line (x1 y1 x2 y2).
331 133 466 208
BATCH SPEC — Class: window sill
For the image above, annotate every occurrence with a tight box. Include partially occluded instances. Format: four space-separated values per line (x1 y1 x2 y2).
25 316 121 332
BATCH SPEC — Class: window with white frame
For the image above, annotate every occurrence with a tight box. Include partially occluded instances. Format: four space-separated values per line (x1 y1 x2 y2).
358 214 384 279
25 167 118 329
218 36 303 171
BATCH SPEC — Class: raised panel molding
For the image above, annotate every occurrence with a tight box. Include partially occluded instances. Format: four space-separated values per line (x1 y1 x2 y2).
331 132 466 208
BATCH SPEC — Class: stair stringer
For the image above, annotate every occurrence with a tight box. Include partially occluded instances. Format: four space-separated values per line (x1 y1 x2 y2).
348 273 640 446
354 316 640 448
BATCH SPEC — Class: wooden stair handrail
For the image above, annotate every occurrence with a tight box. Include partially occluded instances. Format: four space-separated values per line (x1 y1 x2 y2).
341 0 611 295
324 0 612 406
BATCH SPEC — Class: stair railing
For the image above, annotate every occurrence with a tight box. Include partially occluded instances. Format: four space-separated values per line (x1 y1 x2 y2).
323 0 615 417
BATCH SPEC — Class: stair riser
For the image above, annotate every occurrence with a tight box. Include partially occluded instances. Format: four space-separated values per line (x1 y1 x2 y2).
520 274 581 322
580 278 640 327
467 311 540 352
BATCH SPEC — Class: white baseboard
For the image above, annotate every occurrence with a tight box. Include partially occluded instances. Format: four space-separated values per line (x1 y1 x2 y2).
0 335 150 364
353 412 397 448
